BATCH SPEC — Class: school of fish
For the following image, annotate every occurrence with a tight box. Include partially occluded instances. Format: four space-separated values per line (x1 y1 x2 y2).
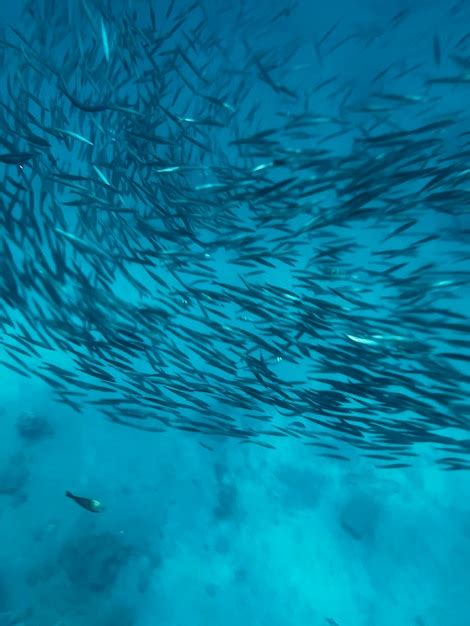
0 0 469 470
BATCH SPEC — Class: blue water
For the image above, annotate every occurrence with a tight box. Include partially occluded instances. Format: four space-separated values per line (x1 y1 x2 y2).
0 1 469 625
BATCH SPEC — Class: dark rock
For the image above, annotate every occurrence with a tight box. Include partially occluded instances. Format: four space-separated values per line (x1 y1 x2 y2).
213 462 227 481
275 464 325 511
214 535 230 554
214 482 238 520
16 412 54 443
0 453 29 496
205 583 218 598
339 492 381 541
59 531 133 592
100 605 135 626
234 567 247 582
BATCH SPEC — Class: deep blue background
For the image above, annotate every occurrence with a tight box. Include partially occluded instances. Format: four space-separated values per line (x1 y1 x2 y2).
0 1 469 625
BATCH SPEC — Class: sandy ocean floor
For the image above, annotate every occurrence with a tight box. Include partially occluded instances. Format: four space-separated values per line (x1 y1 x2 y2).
0 372 468 626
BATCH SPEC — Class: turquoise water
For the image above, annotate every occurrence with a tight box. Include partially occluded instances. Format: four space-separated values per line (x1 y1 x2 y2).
0 1 469 625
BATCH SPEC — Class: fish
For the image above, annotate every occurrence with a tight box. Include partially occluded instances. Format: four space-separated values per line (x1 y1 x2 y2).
100 17 110 63
65 491 105 513
0 152 35 165
0 0 467 471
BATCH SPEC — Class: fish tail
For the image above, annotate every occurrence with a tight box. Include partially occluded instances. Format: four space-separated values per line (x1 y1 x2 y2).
65 490 74 498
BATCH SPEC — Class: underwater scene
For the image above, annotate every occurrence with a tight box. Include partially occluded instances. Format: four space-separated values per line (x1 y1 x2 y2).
0 0 469 624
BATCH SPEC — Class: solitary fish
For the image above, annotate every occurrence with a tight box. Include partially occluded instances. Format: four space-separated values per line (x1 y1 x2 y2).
66 490 104 513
